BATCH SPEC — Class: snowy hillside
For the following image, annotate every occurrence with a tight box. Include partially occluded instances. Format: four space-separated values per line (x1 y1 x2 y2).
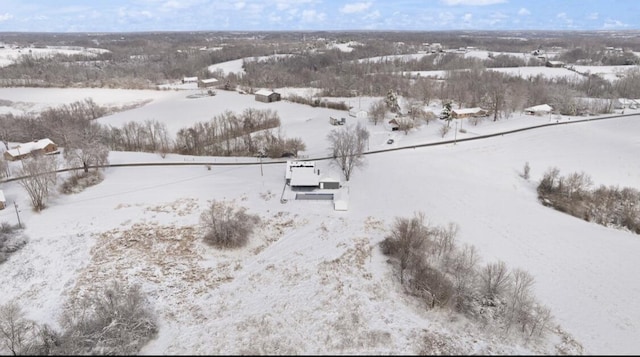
1 87 640 354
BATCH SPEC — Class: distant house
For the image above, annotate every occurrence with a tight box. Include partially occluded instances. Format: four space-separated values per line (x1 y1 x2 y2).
451 107 487 119
545 60 565 68
3 138 58 161
0 190 5 210
182 76 198 84
199 78 219 88
255 89 281 103
524 104 553 116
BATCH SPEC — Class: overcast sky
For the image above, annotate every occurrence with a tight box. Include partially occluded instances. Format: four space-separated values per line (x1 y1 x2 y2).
0 0 637 33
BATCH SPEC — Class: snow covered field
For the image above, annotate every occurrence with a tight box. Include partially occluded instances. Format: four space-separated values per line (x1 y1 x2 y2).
1 87 640 354
0 45 109 68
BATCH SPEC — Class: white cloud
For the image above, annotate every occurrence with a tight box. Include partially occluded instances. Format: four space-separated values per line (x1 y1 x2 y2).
518 8 530 16
603 18 628 29
587 12 599 20
301 9 326 23
340 2 373 14
441 0 507 5
463 13 473 22
0 13 13 22
364 10 381 20
235 2 246 10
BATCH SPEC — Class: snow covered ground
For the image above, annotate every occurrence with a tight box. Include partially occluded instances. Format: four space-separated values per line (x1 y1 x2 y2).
0 45 109 68
1 87 640 354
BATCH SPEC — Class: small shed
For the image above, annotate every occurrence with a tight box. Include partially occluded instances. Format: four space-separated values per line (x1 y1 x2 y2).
524 104 553 116
199 78 219 88
545 60 565 68
320 177 340 190
0 190 5 210
255 89 281 103
182 76 198 83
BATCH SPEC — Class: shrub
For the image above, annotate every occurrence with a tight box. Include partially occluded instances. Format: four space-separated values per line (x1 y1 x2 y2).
59 171 104 194
56 281 158 355
0 223 27 264
200 200 260 249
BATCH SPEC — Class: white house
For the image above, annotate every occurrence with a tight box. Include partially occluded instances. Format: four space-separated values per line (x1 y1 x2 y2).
451 107 487 119
0 190 5 210
3 138 58 161
289 166 320 189
182 76 198 83
285 161 316 184
524 104 553 116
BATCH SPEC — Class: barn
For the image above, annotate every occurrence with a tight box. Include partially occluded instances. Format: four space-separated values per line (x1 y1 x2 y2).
199 78 219 88
255 89 281 103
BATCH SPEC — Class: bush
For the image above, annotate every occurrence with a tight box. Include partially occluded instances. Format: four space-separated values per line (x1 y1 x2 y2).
538 167 640 234
59 171 104 194
199 200 260 249
0 223 27 264
56 281 158 355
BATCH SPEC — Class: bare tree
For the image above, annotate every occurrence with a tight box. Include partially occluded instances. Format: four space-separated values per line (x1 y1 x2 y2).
17 155 58 211
480 261 511 299
368 99 387 126
0 302 40 356
64 122 109 174
327 122 369 181
380 212 430 284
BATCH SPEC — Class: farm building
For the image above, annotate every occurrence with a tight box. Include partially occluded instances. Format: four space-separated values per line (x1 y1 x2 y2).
0 190 5 210
451 107 487 119
545 60 565 68
255 89 281 103
3 138 58 161
524 104 553 116
182 76 198 83
199 78 219 88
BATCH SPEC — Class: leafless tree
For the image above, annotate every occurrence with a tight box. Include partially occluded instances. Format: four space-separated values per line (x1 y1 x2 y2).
368 99 387 126
380 212 430 284
17 155 58 212
0 302 40 356
63 122 109 174
327 122 369 181
480 261 511 299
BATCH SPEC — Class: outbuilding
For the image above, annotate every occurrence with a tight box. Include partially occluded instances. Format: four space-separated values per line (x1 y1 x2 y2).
0 190 5 210
319 177 340 190
524 104 553 116
255 89 281 103
199 78 219 88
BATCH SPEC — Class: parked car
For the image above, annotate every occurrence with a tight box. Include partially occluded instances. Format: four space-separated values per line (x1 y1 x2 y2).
387 139 394 144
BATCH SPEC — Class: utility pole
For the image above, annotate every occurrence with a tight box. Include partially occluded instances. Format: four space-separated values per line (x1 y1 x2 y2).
14 201 22 228
454 121 458 145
